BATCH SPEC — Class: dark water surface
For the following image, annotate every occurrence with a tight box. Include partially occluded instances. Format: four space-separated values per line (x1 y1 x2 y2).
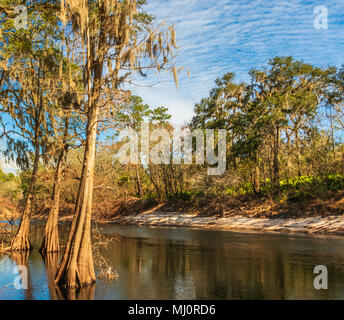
1 223 344 300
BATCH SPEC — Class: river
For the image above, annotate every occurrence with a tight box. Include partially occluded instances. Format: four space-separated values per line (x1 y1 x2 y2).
1 223 344 300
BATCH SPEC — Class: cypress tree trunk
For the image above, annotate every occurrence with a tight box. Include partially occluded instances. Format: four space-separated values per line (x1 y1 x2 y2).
9 138 40 252
40 145 66 254
9 204 32 252
54 105 98 288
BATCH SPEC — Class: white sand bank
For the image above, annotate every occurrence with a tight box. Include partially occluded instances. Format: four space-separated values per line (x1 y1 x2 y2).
106 212 344 235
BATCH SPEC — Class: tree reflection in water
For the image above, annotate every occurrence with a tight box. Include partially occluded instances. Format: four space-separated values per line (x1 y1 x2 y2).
2 225 344 300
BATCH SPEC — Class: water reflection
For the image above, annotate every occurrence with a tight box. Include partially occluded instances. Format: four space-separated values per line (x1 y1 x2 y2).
95 227 344 300
1 224 344 300
53 284 96 300
42 253 60 300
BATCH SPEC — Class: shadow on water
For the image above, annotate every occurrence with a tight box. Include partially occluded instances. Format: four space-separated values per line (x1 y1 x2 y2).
1 223 344 300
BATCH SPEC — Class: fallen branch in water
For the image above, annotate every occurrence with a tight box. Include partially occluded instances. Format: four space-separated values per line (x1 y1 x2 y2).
92 224 119 282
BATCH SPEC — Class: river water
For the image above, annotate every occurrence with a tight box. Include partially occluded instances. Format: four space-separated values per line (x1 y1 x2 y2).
1 223 344 300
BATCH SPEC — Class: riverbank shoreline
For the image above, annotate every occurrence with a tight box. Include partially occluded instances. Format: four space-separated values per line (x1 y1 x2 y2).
99 212 344 235
44 211 344 236
5 189 344 237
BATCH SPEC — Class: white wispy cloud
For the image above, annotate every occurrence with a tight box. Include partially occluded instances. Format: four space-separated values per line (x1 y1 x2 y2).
132 0 344 125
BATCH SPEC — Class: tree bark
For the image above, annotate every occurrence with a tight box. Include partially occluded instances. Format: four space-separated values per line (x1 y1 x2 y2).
40 145 66 254
54 105 98 288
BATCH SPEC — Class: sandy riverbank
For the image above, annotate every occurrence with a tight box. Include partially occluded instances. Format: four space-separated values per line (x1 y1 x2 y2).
100 212 344 235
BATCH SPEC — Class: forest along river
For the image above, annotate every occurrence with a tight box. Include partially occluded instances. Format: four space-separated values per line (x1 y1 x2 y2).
1 222 344 300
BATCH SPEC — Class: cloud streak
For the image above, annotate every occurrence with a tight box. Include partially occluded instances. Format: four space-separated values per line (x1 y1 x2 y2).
132 0 344 125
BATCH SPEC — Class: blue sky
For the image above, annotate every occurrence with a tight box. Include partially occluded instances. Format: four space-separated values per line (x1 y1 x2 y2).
1 0 344 172
131 0 344 125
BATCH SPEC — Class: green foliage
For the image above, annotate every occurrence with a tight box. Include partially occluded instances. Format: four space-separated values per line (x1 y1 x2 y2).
224 174 344 201
117 95 172 130
0 167 22 200
167 190 199 201
279 176 314 191
118 175 130 186
225 182 254 196
0 168 15 183
18 170 32 198
319 174 344 191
